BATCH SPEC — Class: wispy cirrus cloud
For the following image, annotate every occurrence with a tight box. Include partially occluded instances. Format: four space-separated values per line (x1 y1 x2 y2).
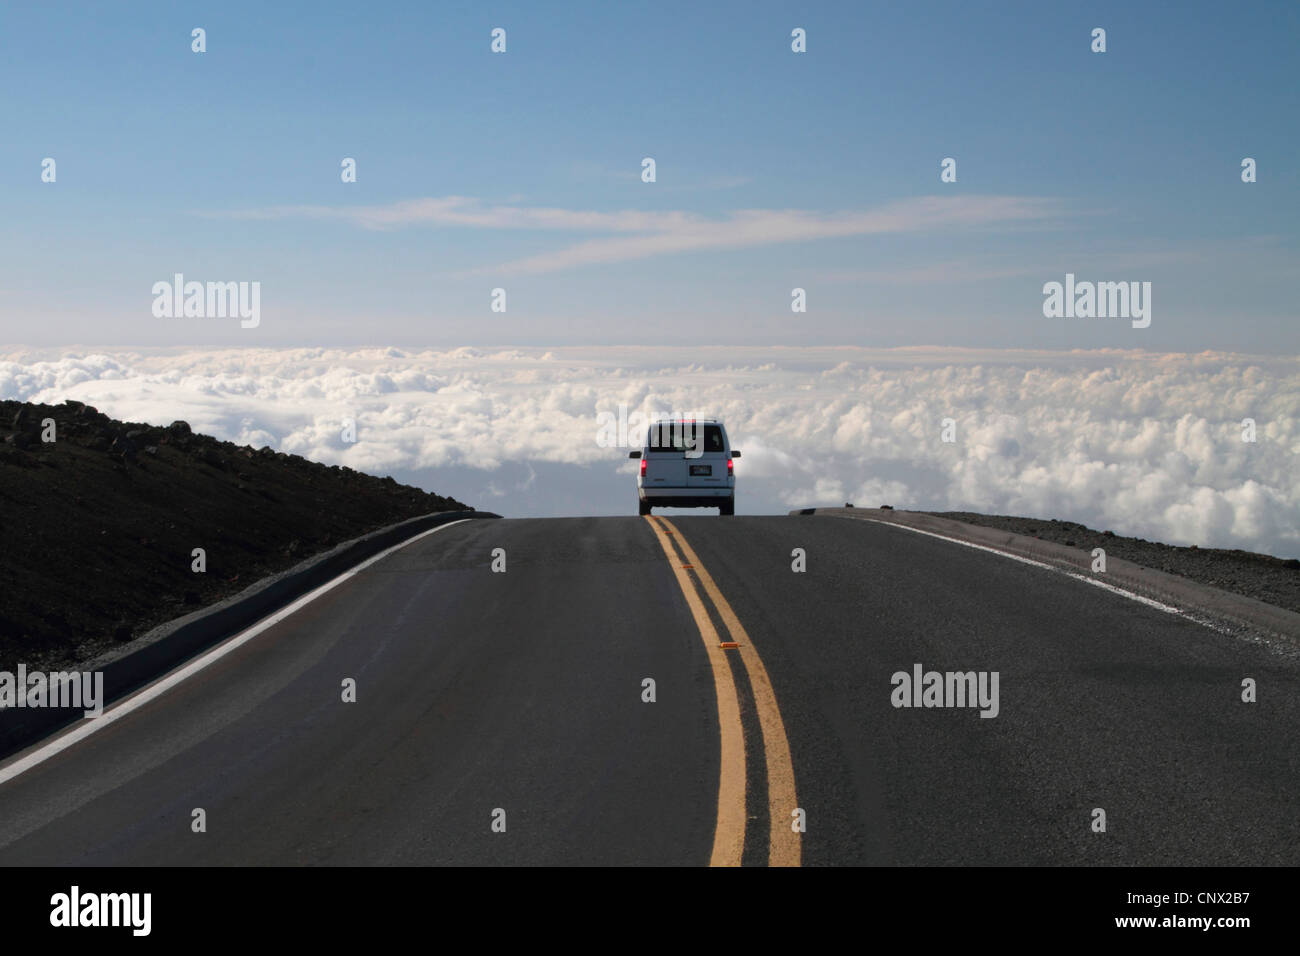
812 236 1299 286
206 196 694 233
200 194 1062 275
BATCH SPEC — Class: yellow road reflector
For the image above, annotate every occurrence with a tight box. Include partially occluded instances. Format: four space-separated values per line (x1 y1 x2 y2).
643 513 802 868
659 517 802 869
643 515 746 867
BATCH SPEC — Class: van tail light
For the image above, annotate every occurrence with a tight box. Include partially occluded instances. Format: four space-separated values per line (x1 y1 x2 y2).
640 458 647 477
727 457 734 474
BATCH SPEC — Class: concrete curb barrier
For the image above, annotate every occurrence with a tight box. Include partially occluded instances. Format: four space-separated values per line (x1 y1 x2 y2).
793 507 1300 644
0 509 499 762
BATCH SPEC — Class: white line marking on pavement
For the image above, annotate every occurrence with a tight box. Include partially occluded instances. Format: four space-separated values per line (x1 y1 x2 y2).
859 518 1184 615
0 520 470 787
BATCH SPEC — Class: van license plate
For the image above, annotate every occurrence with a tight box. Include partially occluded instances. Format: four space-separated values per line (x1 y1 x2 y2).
690 465 712 476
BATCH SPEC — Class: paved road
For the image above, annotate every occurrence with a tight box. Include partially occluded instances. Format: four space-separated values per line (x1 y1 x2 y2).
0 515 1296 865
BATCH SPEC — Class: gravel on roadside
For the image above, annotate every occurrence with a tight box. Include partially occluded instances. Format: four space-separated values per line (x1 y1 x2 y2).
930 512 1300 615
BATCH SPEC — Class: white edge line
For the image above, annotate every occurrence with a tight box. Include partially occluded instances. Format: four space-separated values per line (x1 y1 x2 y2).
856 518 1184 615
0 519 471 787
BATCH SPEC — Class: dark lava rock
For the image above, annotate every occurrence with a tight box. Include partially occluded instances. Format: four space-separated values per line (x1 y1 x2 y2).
0 398 469 672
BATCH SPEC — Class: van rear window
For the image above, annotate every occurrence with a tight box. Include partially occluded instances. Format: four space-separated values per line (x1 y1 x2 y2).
647 423 725 453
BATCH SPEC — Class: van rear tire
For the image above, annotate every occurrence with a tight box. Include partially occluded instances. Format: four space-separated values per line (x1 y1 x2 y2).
639 499 651 516
719 498 734 516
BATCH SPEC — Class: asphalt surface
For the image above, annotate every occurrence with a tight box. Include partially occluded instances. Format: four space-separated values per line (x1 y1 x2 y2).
0 515 1296 865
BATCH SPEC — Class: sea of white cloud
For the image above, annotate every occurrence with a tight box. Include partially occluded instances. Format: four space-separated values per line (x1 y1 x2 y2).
2 345 1297 557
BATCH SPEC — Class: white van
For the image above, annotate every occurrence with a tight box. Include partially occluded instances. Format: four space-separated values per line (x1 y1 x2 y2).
629 419 739 515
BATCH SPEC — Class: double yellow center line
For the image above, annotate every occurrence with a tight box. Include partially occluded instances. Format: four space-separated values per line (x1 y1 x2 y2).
644 515 801 867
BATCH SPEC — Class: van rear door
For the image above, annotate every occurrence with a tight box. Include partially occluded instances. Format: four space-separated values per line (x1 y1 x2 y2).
685 424 728 490
643 422 691 489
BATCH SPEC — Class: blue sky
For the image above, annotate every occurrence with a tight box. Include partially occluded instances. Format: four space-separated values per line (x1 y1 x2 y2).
1 0 1296 350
